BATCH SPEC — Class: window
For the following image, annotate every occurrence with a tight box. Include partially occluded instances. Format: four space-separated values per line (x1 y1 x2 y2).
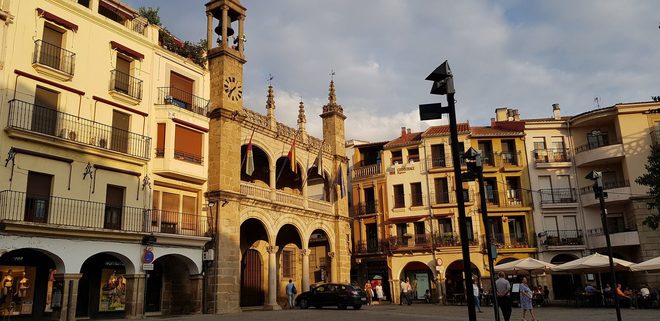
32 85 59 136
438 218 453 234
489 217 503 244
363 187 376 214
606 213 625 234
156 123 166 157
393 184 405 208
500 140 517 165
533 137 547 162
111 110 130 153
39 24 64 70
414 222 426 244
410 182 423 206
430 144 446 167
104 185 125 230
465 217 474 241
77 0 91 8
174 125 203 164
182 195 197 230
478 141 494 165
396 223 408 245
99 0 128 24
508 216 527 244
113 55 132 94
408 148 419 163
24 171 53 223
587 131 609 149
434 177 449 204
282 249 294 278
170 71 195 109
484 178 498 205
391 150 402 165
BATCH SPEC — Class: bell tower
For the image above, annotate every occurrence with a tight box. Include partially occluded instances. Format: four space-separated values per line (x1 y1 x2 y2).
204 0 246 314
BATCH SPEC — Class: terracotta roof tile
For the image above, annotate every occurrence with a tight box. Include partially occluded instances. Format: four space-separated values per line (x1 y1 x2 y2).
385 132 423 148
422 123 470 137
470 126 523 137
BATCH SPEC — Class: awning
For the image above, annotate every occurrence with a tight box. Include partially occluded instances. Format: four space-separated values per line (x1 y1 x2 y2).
36 8 78 32
99 0 135 20
110 41 144 60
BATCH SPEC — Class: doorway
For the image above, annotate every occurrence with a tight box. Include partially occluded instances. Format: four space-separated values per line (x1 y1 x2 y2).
240 249 264 307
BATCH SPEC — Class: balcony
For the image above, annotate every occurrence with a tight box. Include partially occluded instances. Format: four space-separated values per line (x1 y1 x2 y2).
587 228 640 248
388 233 478 251
32 40 75 80
498 151 522 170
579 180 630 207
574 138 624 167
432 190 474 207
355 240 388 255
485 233 531 249
434 232 478 247
353 201 378 217
110 70 143 102
158 87 209 117
539 188 578 208
0 190 210 238
533 149 571 168
487 189 532 209
239 182 334 214
174 150 203 165
7 100 151 159
353 163 381 179
541 230 584 247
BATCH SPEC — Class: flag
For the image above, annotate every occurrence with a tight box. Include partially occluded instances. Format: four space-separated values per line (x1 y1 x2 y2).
245 129 255 176
316 144 324 177
287 134 297 173
336 163 345 198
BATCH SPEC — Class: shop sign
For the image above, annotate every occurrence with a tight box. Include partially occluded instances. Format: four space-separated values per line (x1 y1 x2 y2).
142 263 154 271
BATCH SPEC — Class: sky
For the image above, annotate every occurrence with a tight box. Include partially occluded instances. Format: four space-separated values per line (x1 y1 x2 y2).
124 0 660 142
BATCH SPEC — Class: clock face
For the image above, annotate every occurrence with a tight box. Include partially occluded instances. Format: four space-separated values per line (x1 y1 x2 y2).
223 76 243 101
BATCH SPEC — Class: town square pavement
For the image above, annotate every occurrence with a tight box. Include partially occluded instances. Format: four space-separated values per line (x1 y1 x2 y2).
104 304 658 321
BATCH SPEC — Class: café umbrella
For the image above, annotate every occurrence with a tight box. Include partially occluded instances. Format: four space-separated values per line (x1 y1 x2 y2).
494 257 556 274
630 256 660 272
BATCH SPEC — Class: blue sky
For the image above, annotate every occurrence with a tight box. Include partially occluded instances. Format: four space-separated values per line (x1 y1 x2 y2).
124 0 660 142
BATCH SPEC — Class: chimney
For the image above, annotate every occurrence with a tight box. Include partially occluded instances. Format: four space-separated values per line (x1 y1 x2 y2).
401 126 407 137
407 128 411 135
512 109 520 121
495 108 508 121
552 103 561 120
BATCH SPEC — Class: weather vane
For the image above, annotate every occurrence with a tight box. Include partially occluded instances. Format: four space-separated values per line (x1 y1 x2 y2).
330 69 335 81
268 73 274 86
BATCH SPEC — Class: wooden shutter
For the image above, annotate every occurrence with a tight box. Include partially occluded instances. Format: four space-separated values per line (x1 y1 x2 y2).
170 72 194 107
161 192 179 223
156 123 166 155
174 125 202 162
182 195 197 230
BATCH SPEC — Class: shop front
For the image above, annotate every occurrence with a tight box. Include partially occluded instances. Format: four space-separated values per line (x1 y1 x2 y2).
76 253 127 318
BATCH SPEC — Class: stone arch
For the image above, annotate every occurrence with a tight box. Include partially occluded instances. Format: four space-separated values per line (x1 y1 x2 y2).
274 214 308 245
444 259 481 297
1 247 66 273
76 251 135 318
395 260 434 281
303 219 336 251
241 209 276 244
495 257 519 266
275 156 303 193
145 254 201 315
241 143 271 187
550 253 581 300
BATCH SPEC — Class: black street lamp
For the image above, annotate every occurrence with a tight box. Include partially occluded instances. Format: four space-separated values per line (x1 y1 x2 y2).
464 147 500 321
586 170 622 321
419 60 477 321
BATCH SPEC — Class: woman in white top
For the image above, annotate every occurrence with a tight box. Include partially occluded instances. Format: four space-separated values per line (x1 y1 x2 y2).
375 282 384 303
473 279 482 313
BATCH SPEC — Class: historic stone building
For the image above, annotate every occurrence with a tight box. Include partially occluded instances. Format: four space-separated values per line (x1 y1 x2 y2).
203 0 352 313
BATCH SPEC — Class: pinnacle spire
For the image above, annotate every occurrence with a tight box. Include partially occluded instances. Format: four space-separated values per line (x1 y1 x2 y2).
298 99 306 133
322 78 343 116
266 85 275 116
328 80 337 105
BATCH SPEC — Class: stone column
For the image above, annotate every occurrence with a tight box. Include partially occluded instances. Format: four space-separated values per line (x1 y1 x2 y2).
124 274 146 319
327 251 336 282
221 6 229 49
189 274 204 314
238 16 245 54
52 273 82 321
301 249 310 291
269 164 277 201
264 245 281 310
206 12 213 50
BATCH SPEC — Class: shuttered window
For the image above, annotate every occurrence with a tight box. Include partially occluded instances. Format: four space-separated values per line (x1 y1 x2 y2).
182 195 197 230
174 125 202 164
156 123 166 157
282 250 294 278
161 192 179 224
170 71 194 107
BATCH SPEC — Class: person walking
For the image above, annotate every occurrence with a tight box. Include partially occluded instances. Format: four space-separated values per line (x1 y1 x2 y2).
375 281 384 304
365 281 373 305
405 278 413 305
519 277 537 321
496 272 512 321
286 279 297 309
473 278 483 313
400 278 408 305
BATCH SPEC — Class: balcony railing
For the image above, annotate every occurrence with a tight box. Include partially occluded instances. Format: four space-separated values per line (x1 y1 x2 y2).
498 151 521 166
110 70 143 100
155 148 165 158
433 190 474 205
575 135 620 153
7 100 151 159
481 152 496 166
579 179 630 195
174 150 203 164
353 163 381 179
146 209 210 237
355 240 388 254
354 201 377 216
542 230 584 246
540 188 577 204
488 189 531 207
433 232 478 247
158 87 209 117
389 233 477 250
485 233 530 248
33 40 75 76
533 149 570 163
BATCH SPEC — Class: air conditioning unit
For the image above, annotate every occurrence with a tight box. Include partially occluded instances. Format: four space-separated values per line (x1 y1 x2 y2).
203 249 214 261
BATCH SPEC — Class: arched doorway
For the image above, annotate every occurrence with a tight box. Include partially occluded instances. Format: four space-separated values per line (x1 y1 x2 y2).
0 248 61 319
400 261 434 301
76 252 133 318
308 229 331 284
276 224 302 304
550 254 580 300
445 260 480 300
240 218 269 307
241 144 270 187
275 157 302 193
145 254 198 315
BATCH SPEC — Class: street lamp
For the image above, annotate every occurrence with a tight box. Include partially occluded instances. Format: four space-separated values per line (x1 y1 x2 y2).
586 170 622 321
419 60 477 321
464 147 500 321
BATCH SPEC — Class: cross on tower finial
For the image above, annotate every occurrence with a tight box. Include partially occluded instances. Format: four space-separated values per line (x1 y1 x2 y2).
268 73 274 86
330 69 335 81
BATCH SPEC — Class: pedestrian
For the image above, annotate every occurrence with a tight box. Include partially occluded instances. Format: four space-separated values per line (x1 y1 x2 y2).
286 279 296 309
473 278 482 313
400 278 407 305
405 278 413 305
365 281 373 305
519 277 537 321
375 281 384 303
496 272 512 321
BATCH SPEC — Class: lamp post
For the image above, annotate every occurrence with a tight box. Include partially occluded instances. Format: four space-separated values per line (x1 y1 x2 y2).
464 147 500 321
419 60 477 321
586 170 622 321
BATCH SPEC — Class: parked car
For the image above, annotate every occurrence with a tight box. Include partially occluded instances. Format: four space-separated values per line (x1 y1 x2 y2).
295 283 367 309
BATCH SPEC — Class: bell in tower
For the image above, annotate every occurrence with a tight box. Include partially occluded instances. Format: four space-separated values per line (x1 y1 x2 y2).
205 0 246 55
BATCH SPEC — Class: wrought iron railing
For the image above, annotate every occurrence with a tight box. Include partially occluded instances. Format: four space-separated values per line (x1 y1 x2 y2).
7 100 151 159
498 151 521 166
155 148 165 158
158 87 209 117
486 189 531 207
32 40 76 76
575 135 620 153
533 149 570 163
539 188 577 204
579 179 629 195
110 69 143 100
354 201 378 216
542 230 584 246
146 209 211 237
485 233 530 248
174 150 203 164
355 240 388 254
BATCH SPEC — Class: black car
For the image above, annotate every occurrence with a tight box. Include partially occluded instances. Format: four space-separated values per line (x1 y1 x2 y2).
295 283 367 309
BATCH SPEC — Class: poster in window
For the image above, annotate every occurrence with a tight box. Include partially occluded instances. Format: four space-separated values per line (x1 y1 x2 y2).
99 269 126 312
44 269 56 312
0 266 37 316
